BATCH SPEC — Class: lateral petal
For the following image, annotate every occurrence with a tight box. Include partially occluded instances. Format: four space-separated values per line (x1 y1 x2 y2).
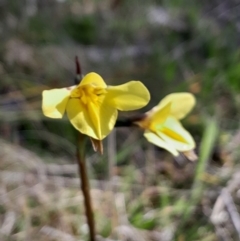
79 72 107 88
42 87 72 118
144 131 179 156
157 93 196 120
157 116 195 152
106 81 150 111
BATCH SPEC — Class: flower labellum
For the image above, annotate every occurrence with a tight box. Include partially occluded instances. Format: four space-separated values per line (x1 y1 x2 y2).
42 72 150 140
135 93 197 160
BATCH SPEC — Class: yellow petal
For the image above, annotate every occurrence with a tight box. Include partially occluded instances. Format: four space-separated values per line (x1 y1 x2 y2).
79 72 107 88
144 131 179 156
42 87 72 118
149 102 171 130
106 81 150 111
157 116 195 152
157 93 196 120
87 100 103 138
66 98 117 140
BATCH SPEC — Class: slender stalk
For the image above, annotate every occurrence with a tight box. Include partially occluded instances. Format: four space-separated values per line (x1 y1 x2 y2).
115 114 146 127
74 56 95 241
76 133 96 241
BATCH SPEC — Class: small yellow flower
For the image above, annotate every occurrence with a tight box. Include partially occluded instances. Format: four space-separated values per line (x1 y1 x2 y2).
135 93 196 157
42 72 150 140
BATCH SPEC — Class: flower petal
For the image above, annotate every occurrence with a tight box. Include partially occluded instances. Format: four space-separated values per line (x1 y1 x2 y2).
42 87 72 118
66 99 95 137
157 93 196 120
79 72 107 88
144 131 179 156
157 116 195 152
149 102 171 130
106 81 150 111
66 98 117 140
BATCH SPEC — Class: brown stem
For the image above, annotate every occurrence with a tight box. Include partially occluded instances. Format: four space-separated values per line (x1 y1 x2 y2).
76 133 95 241
75 56 84 85
115 113 147 127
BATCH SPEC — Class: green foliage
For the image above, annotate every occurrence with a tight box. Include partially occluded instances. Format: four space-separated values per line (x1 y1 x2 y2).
182 118 219 223
129 200 158 230
197 119 219 174
64 15 97 45
24 15 58 44
98 218 112 238
7 0 22 17
0 204 6 215
129 212 157 230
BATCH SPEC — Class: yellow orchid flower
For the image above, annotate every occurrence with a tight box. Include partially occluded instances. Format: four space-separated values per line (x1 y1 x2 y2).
135 93 196 158
42 72 150 140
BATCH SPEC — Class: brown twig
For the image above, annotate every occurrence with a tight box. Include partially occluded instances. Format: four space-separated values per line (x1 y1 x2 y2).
115 114 146 128
75 56 96 241
76 134 95 241
75 56 84 85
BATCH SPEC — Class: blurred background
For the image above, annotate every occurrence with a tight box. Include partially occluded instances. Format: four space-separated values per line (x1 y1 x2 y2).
1 0 240 240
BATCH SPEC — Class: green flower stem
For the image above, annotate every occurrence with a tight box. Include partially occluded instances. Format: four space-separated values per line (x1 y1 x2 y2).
76 133 96 241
